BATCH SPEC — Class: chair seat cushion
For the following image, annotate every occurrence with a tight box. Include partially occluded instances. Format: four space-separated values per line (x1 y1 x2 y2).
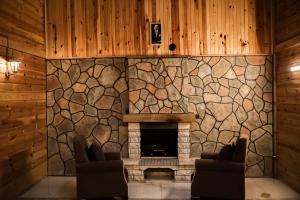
217 144 235 160
88 142 106 161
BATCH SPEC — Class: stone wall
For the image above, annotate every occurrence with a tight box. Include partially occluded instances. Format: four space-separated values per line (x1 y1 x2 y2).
47 58 129 175
127 56 273 177
128 58 188 113
47 56 273 177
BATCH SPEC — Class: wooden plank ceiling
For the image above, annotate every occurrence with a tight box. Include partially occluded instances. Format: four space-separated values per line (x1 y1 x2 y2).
46 0 273 58
0 0 47 199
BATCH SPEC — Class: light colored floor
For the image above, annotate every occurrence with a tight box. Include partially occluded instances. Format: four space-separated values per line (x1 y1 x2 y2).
19 177 300 200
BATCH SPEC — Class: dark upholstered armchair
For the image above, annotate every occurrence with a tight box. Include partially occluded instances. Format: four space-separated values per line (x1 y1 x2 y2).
191 137 248 200
73 135 128 199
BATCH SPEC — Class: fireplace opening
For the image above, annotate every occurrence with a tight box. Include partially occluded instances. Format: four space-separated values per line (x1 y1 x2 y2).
140 122 178 157
144 168 174 180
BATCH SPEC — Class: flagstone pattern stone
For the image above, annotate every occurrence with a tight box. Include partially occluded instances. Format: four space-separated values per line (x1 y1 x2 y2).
128 58 188 113
47 56 273 177
127 56 273 177
47 58 129 176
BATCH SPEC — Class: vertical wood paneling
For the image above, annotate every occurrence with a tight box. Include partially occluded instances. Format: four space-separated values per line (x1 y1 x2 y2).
46 0 273 58
145 0 152 55
0 0 46 199
86 0 98 57
275 0 300 193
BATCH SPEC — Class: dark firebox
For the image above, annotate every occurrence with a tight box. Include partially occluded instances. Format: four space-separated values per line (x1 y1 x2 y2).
140 123 178 157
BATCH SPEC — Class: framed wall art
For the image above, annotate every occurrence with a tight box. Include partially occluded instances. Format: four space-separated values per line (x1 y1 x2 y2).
150 22 162 45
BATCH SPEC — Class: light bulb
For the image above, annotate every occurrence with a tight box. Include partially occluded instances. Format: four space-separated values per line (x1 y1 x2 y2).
9 61 20 73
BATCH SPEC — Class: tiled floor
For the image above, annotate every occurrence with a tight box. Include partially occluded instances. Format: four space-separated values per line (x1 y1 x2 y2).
19 177 300 200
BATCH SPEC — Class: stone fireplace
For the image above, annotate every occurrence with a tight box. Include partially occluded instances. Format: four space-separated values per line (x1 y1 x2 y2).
46 56 274 178
123 114 195 181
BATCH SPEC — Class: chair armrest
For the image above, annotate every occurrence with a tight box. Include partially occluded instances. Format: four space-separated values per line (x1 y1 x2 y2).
195 159 245 173
201 152 218 159
77 160 124 173
105 152 121 160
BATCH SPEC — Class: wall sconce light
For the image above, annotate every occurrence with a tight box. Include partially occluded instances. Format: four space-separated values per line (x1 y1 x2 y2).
290 65 300 72
0 56 21 79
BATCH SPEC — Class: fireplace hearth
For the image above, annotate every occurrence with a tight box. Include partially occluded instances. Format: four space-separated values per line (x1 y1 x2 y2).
140 123 178 157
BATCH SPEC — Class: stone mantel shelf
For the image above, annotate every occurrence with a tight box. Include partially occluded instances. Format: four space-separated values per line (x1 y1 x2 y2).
123 113 196 123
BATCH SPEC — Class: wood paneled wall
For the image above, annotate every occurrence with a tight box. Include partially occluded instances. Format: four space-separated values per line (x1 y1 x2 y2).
275 0 300 192
46 0 273 58
0 0 47 199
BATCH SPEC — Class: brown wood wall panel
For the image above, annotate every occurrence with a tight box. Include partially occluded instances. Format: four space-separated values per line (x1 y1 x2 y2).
275 0 300 193
275 0 300 44
0 0 46 199
0 0 45 57
46 0 273 58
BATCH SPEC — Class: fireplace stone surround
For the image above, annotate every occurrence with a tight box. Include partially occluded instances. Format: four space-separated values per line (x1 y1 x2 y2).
123 114 195 182
46 56 274 178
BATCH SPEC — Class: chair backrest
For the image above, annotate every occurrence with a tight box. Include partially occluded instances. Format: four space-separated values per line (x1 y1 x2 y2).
232 137 248 163
73 135 89 163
